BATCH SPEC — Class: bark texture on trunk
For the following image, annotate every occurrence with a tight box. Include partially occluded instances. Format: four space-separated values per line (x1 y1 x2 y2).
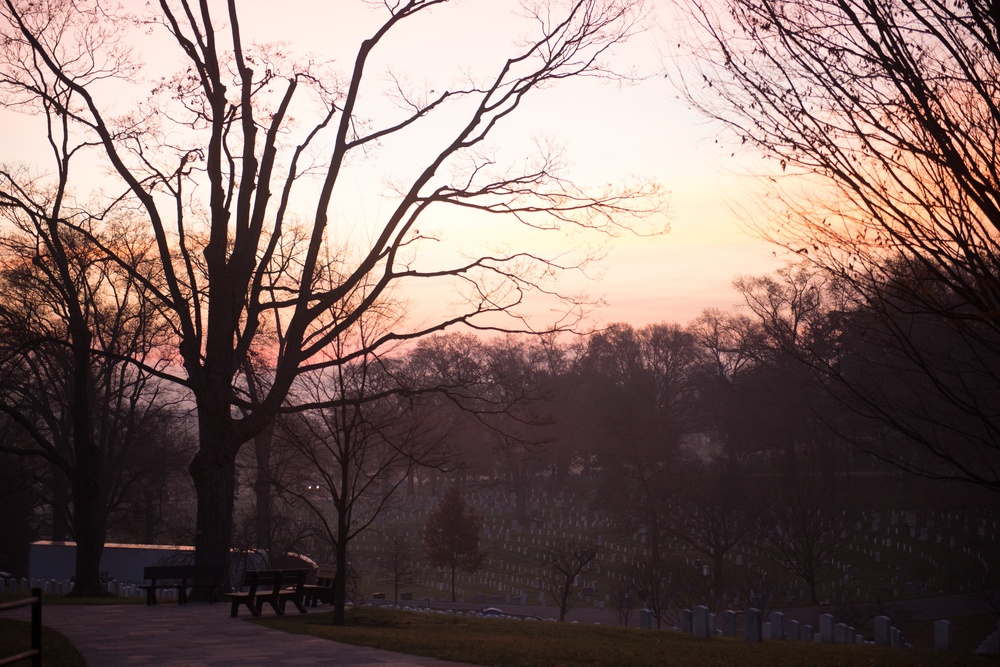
191 436 239 582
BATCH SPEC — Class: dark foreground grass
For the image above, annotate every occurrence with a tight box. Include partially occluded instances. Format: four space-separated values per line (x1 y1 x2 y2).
0 618 86 667
0 593 139 666
906 615 1000 654
256 607 995 667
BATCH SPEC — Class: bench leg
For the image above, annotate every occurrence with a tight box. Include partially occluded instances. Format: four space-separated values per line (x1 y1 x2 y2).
230 598 241 618
246 597 264 617
277 597 303 615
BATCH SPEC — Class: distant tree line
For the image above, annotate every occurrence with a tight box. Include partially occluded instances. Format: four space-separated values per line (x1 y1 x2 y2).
4 246 995 620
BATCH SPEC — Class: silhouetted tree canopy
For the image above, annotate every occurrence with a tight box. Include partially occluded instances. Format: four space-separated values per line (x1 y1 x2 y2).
677 0 1000 491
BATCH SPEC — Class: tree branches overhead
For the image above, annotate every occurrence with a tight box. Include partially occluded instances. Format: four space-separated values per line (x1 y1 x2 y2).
675 0 1000 493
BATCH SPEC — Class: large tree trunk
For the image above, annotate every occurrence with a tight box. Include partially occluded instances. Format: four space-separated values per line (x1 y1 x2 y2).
191 406 240 585
253 423 275 552
69 471 109 597
67 328 110 598
191 449 238 579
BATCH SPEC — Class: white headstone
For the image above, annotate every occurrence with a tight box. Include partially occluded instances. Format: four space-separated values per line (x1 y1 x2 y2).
819 614 835 643
770 611 784 640
934 619 952 652
693 605 711 638
745 608 763 643
722 610 737 637
874 615 891 646
681 608 693 633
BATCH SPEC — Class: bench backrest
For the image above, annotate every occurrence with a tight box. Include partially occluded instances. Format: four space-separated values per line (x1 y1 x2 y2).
314 564 336 583
239 569 307 595
241 570 281 590
278 569 307 592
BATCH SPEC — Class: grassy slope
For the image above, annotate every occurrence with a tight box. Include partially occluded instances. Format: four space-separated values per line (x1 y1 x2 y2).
257 607 997 667
0 596 994 667
0 618 86 667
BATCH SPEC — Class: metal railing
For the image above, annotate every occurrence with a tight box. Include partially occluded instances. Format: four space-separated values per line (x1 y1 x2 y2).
0 588 42 667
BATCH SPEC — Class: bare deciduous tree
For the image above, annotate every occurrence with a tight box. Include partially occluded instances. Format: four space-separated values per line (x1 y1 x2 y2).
0 0 665 575
540 539 598 622
758 443 859 605
664 459 754 611
0 221 173 596
376 525 421 605
279 320 449 624
608 572 637 627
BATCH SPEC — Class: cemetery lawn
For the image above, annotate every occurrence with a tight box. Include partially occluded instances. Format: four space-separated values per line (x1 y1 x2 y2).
256 607 993 667
0 618 86 667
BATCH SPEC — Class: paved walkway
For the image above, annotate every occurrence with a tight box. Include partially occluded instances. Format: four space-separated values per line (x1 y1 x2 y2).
34 603 482 667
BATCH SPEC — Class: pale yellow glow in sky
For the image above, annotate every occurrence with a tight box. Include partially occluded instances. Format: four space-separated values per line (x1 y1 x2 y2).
1 1 787 329
230 1 787 327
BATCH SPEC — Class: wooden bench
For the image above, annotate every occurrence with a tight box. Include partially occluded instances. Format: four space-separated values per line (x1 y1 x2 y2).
223 569 308 618
139 565 223 605
303 564 336 607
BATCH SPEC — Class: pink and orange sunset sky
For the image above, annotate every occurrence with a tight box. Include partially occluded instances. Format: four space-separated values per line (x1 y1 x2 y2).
1 1 790 329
